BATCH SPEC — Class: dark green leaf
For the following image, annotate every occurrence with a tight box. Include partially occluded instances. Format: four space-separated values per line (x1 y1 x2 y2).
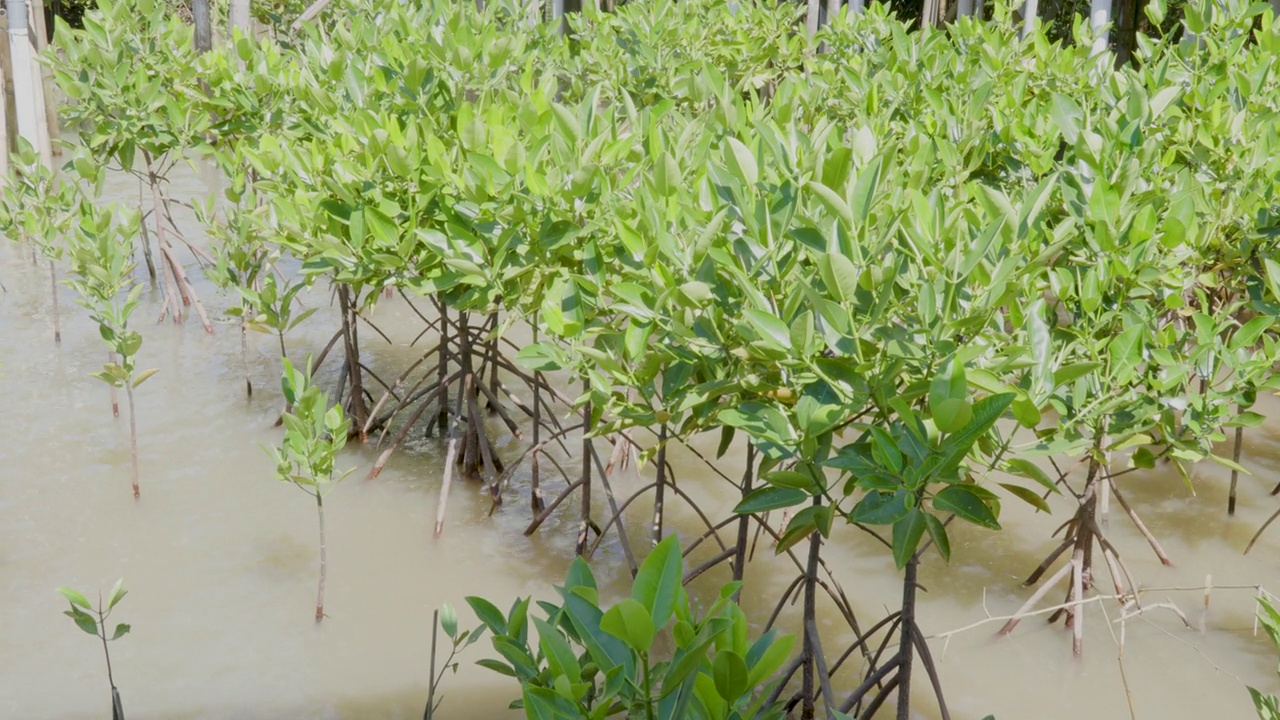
933 485 1001 530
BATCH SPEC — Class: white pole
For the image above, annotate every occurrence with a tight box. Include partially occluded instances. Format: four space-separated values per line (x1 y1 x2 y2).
29 0 58 152
1021 0 1039 37
0 33 7 180
1090 0 1112 56
8 0 50 169
230 0 251 38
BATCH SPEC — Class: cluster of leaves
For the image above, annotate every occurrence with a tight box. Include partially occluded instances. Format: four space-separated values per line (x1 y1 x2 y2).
268 356 352 491
64 201 156 394
58 580 131 644
467 535 794 720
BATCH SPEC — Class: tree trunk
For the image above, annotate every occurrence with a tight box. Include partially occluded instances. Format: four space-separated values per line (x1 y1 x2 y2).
1111 0 1138 65
192 0 212 53
895 557 919 720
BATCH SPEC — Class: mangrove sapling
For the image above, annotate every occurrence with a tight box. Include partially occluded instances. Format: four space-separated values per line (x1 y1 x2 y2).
65 204 155 500
57 579 131 720
469 535 795 720
0 141 82 346
1250 597 1280 719
50 0 217 332
268 356 353 623
423 603 486 720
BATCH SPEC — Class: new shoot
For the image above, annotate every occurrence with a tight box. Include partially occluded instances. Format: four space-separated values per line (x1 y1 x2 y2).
65 203 155 499
268 356 352 623
57 579 131 720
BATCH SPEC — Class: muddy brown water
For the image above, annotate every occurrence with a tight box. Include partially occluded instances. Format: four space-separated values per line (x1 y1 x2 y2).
1 164 1278 719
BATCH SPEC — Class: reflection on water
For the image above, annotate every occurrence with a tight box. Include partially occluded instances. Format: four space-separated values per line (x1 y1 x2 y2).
1 164 1279 719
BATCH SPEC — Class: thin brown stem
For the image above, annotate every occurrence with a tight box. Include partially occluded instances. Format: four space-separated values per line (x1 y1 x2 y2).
315 490 326 623
49 260 61 344
125 382 140 500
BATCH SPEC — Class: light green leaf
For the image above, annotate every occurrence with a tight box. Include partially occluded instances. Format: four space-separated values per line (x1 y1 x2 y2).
631 534 682 629
600 598 654 654
724 137 758 187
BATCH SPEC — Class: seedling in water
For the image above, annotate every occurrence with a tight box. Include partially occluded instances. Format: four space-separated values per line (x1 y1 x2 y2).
58 579 130 720
65 202 155 499
267 356 352 623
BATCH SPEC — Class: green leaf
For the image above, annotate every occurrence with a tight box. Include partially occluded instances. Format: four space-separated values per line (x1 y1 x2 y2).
466 596 508 636
724 137 758 187
808 181 854 228
930 356 967 410
476 658 516 677
933 398 973 435
600 598 654 654
744 309 792 350
1108 325 1144 383
65 608 98 636
762 470 817 492
110 623 131 640
1231 317 1273 352
105 578 127 610
58 587 92 610
923 513 950 563
850 490 910 525
131 367 160 388
1004 458 1058 493
1051 94 1083 144
735 486 807 514
998 483 1051 513
534 617 580 683
850 157 882 223
1053 362 1100 387
516 343 567 372
440 602 458 640
821 252 860 304
892 509 927 569
933 485 1001 530
711 649 749 701
679 281 712 304
632 534 682 628
745 631 796 688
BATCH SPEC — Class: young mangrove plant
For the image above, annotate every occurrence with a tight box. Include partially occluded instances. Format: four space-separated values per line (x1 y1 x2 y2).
424 602 487 720
267 356 353 623
1252 597 1280 719
469 535 795 720
50 0 216 332
57 579 131 720
0 141 82 346
65 203 155 500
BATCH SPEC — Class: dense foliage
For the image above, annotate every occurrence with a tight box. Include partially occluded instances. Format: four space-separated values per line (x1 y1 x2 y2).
8 0 1280 715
